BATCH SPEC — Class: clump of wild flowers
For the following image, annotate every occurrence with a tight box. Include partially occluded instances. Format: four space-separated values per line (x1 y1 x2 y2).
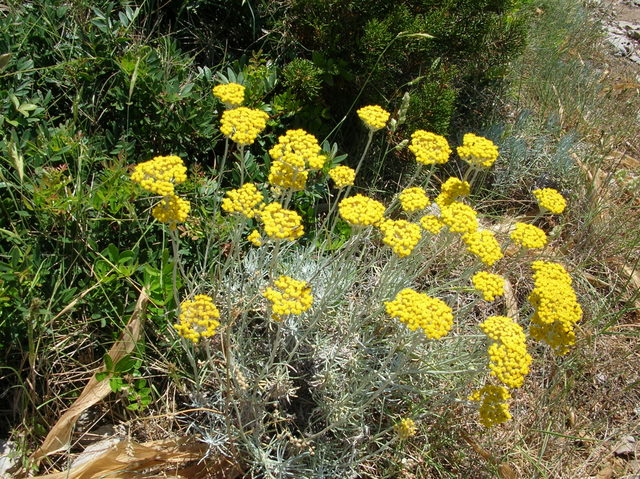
339 194 386 227
328 165 356 188
472 272 506 301
480 316 532 388
457 133 499 168
221 183 264 218
399 186 430 213
220 107 269 146
263 275 313 321
469 385 512 428
385 288 454 339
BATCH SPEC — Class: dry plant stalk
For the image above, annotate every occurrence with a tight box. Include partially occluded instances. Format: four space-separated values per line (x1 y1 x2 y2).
31 289 149 463
28 438 243 479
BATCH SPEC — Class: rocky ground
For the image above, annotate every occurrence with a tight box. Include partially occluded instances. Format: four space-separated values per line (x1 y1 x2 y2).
603 0 640 68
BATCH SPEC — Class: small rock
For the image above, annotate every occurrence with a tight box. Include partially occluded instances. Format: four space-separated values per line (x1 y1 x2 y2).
0 440 17 478
614 435 637 459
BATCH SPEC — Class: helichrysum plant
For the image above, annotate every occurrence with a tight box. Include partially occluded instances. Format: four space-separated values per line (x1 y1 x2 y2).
213 82 246 108
124 96 586 477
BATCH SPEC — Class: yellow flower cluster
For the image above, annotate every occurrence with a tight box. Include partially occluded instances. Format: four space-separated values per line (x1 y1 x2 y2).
212 82 245 108
338 194 386 227
441 201 478 234
378 219 422 258
472 272 505 301
399 187 430 212
220 107 269 146
457 133 499 168
510 223 547 249
268 161 308 191
247 229 263 247
268 129 325 190
174 295 221 343
528 261 582 355
263 276 313 320
533 188 567 214
469 385 512 428
131 155 187 196
258 202 304 241
357 105 390 131
480 316 532 389
419 215 445 234
328 165 356 188
221 183 264 218
462 230 504 266
151 194 191 229
385 288 454 340
408 130 451 165
394 418 417 439
435 177 471 207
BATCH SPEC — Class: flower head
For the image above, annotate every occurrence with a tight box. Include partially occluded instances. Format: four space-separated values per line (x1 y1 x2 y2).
469 385 512 428
462 230 503 266
338 194 386 227
409 130 451 165
378 219 422 258
457 133 499 168
441 201 478 234
263 276 313 320
480 316 532 388
269 129 325 171
220 107 269 146
268 160 309 191
385 288 454 339
174 295 221 343
533 188 566 214
419 214 445 234
247 229 263 247
328 165 356 188
510 223 547 249
357 105 390 131
472 272 506 301
221 183 264 218
399 187 430 213
528 261 582 355
151 194 190 229
435 177 471 207
258 202 304 241
212 82 245 108
394 418 417 439
131 155 187 197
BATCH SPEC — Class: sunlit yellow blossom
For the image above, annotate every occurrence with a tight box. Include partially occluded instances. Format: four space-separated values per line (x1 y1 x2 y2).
533 188 566 214
328 165 356 188
258 202 304 241
510 223 547 249
385 288 454 339
151 193 190 229
338 194 386 227
409 130 451 165
472 272 505 301
173 295 220 343
462 230 503 266
394 418 417 439
399 187 430 212
268 160 308 191
263 276 313 320
442 177 471 197
269 129 325 171
212 82 245 108
528 261 582 355
131 155 187 196
378 219 422 258
480 316 532 388
247 229 262 247
221 183 264 218
419 214 445 234
220 107 269 146
469 385 512 428
457 133 499 168
441 201 478 234
357 105 390 131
